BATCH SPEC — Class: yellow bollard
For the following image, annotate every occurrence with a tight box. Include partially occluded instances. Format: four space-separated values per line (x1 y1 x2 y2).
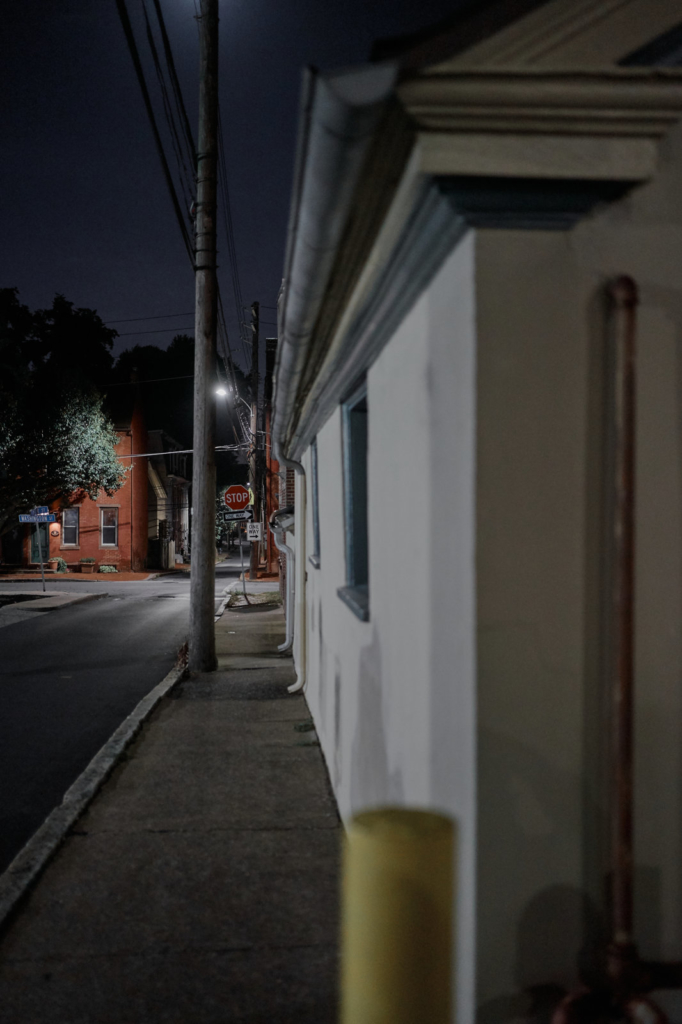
340 807 456 1024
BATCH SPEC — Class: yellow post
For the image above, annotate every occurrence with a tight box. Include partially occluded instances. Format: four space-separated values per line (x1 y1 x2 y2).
340 807 456 1024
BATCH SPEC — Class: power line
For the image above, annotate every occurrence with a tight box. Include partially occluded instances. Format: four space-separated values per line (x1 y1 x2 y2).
105 312 194 324
116 326 194 336
141 0 195 217
102 374 194 387
116 0 250 443
114 0 194 264
217 110 249 366
150 0 197 170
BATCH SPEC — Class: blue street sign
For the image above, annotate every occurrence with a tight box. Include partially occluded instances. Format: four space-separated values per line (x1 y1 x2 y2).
31 506 49 514
19 514 56 523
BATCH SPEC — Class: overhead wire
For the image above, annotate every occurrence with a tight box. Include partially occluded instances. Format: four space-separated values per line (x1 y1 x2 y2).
118 0 250 449
150 0 197 170
104 311 194 324
147 0 250 446
217 111 250 367
114 0 194 263
141 0 196 218
116 326 194 336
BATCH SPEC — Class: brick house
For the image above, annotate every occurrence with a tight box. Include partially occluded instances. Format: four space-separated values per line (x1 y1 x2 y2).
14 389 149 573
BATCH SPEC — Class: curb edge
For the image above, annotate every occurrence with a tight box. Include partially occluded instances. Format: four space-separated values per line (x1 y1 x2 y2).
0 653 188 933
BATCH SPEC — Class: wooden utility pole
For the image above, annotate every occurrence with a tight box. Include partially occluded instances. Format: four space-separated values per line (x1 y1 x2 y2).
189 0 219 672
249 300 260 581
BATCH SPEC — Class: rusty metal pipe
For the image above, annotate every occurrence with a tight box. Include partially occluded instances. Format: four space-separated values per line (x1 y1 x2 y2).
553 277 669 1023
610 274 638 953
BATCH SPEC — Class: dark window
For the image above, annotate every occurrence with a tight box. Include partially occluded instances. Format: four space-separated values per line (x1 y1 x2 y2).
338 383 369 621
101 507 118 547
310 437 321 568
62 508 79 546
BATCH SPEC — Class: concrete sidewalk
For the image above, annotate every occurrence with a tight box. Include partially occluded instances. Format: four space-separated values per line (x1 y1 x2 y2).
0 600 341 1022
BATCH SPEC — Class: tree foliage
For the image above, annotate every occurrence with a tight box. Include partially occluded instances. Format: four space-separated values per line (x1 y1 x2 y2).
0 289 126 536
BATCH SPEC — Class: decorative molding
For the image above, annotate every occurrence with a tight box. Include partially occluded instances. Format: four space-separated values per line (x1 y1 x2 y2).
286 180 467 458
438 175 633 230
433 0 682 71
399 69 682 136
279 40 682 462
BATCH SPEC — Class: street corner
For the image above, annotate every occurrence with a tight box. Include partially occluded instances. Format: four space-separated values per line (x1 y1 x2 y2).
0 591 105 612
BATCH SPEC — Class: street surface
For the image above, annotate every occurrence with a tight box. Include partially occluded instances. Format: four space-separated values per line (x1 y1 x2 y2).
0 559 243 874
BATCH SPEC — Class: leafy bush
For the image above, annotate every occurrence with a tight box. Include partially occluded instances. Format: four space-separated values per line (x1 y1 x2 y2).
99 564 118 573
48 556 68 573
80 557 95 563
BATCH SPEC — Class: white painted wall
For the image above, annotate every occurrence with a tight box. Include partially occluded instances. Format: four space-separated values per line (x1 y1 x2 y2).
302 235 478 1024
297 117 682 1024
473 118 682 1021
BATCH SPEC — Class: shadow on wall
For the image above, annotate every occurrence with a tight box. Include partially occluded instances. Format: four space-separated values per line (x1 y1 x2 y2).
477 721 608 1024
350 630 404 812
478 885 606 1024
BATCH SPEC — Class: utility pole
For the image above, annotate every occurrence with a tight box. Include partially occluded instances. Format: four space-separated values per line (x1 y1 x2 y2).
249 300 260 581
189 0 219 672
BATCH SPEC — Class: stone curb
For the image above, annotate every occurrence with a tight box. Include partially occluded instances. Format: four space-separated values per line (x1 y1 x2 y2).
0 592 103 612
214 581 239 621
0 653 188 933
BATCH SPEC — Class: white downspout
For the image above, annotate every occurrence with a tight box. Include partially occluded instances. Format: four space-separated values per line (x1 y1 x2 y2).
269 511 294 653
275 448 307 694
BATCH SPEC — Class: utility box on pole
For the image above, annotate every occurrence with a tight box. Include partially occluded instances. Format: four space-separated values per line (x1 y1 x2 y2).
189 0 219 672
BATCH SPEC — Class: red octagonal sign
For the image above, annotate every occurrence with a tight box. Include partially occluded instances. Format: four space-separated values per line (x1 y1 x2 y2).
224 484 250 511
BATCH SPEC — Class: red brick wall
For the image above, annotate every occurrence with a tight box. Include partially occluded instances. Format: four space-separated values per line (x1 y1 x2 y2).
35 413 149 571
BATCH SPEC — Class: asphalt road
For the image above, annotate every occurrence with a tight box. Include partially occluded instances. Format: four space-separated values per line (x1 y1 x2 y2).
0 559 242 874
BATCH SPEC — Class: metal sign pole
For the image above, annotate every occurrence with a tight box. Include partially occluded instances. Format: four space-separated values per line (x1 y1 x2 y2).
238 526 247 598
35 523 46 593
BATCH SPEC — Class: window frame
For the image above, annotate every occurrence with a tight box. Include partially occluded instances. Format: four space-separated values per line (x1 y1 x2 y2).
309 437 321 569
337 380 369 622
100 507 119 548
61 507 80 548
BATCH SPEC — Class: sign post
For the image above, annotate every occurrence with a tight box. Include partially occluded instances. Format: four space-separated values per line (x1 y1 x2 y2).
238 525 247 599
18 509 56 592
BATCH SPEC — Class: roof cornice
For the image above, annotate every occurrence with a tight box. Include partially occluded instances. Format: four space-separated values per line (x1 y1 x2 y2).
400 68 682 137
276 62 682 458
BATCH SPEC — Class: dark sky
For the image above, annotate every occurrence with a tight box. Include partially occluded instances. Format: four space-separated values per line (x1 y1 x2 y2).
2 0 466 371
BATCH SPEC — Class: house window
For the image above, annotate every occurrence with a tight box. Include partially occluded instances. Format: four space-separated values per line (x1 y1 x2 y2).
338 382 369 621
62 508 79 546
100 507 118 547
310 437 321 569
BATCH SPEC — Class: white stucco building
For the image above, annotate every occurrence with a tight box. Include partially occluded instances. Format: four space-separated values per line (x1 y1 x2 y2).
271 3 682 1021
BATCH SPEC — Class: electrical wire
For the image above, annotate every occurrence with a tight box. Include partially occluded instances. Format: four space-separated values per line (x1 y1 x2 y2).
217 112 250 367
117 0 250 445
104 311 194 324
150 0 197 170
102 374 194 387
142 0 196 218
114 0 194 263
115 326 194 336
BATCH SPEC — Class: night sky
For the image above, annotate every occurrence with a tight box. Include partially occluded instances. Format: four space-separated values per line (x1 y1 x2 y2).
2 0 467 374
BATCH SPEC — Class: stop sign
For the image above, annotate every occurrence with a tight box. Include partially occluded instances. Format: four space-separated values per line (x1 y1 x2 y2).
224 484 250 511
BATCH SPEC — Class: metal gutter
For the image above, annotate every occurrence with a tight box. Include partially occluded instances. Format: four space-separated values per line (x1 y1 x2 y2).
272 60 397 460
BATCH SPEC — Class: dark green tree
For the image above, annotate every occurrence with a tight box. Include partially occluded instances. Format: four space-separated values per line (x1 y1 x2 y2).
0 289 126 537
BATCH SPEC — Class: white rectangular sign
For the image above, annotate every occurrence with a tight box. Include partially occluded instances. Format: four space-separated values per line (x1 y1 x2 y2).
246 522 262 542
